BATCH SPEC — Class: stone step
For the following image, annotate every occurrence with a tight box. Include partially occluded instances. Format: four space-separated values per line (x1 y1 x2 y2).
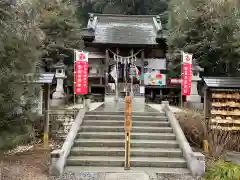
73 139 178 148
131 157 187 168
86 111 165 116
80 126 173 133
64 166 191 174
70 147 182 157
66 156 187 168
83 114 168 121
66 156 124 167
77 132 176 140
82 120 170 127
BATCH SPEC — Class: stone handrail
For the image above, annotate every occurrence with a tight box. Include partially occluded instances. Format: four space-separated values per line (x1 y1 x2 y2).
50 108 86 175
161 101 205 178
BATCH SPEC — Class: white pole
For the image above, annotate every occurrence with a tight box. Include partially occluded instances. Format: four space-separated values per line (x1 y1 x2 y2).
73 50 76 106
116 61 119 101
130 50 133 97
124 59 127 96
116 50 119 101
181 51 183 108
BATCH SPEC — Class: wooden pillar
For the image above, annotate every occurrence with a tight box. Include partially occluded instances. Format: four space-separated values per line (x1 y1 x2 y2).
105 50 109 89
140 50 145 85
43 83 50 148
203 88 208 120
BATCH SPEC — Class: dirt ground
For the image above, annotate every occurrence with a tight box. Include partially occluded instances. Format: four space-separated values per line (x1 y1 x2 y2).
0 143 54 180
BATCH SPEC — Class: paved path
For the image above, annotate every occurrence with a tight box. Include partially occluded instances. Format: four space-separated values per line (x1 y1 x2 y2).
104 172 149 180
54 172 194 180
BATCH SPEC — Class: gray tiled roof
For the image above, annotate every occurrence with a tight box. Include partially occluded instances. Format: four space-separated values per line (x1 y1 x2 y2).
203 77 240 88
88 14 161 45
26 73 55 84
37 73 55 84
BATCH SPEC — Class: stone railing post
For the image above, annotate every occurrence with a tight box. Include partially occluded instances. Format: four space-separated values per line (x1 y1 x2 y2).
49 149 63 175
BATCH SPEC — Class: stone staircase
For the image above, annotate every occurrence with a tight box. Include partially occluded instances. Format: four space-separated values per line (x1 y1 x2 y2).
65 109 190 173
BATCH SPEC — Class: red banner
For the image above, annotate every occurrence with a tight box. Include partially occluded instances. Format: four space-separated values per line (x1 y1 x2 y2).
182 63 192 96
74 51 88 95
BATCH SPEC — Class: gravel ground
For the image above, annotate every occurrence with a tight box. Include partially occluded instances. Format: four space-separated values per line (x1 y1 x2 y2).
156 174 194 180
0 143 195 180
53 172 195 180
53 172 100 180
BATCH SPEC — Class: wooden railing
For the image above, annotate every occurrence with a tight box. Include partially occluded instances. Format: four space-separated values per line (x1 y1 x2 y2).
124 96 132 170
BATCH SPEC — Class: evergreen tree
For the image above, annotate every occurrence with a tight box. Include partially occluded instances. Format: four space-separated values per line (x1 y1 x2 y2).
168 0 240 76
76 0 170 27
0 0 43 149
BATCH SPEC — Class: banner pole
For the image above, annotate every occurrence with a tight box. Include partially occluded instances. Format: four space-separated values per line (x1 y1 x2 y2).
73 50 76 106
116 49 119 101
180 51 183 108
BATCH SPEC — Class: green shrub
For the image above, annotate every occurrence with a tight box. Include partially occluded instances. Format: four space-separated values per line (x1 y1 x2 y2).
204 161 240 180
0 125 35 150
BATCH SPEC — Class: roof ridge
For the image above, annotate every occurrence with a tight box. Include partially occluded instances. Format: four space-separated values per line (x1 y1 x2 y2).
89 13 156 18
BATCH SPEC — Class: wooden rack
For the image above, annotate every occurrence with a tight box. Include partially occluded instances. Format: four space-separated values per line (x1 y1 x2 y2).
210 91 240 131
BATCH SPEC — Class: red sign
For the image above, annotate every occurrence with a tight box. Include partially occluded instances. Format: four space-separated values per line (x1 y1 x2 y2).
74 51 88 95
182 63 192 96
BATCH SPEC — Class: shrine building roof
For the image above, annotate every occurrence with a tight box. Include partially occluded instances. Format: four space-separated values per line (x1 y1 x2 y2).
82 13 165 46
25 73 55 84
203 77 240 89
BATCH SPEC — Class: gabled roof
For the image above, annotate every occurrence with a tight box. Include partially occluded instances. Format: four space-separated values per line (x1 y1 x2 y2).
25 73 55 84
82 14 164 45
37 73 55 84
203 77 240 89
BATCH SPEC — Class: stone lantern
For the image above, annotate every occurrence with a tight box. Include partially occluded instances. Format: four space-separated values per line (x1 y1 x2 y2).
186 64 204 108
52 60 66 106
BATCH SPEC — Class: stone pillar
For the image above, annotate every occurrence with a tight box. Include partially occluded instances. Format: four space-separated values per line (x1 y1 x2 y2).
104 50 113 102
135 50 145 105
186 71 202 109
52 66 66 106
53 78 65 98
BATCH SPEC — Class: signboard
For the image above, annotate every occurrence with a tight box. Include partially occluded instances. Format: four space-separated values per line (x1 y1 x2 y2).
170 78 182 85
74 51 89 95
144 71 166 86
182 52 192 96
140 86 145 94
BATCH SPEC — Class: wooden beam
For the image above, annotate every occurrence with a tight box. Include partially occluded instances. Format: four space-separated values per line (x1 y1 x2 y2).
43 84 50 148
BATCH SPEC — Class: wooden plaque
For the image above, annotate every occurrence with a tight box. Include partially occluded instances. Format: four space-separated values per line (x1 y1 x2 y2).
124 96 132 131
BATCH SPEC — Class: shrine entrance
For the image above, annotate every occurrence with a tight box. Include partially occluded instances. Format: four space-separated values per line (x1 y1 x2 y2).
106 49 144 101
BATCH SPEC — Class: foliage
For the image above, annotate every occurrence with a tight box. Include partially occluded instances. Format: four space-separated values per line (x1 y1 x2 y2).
0 1 43 149
37 0 83 71
76 0 170 26
167 0 240 76
204 161 240 180
176 109 240 159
